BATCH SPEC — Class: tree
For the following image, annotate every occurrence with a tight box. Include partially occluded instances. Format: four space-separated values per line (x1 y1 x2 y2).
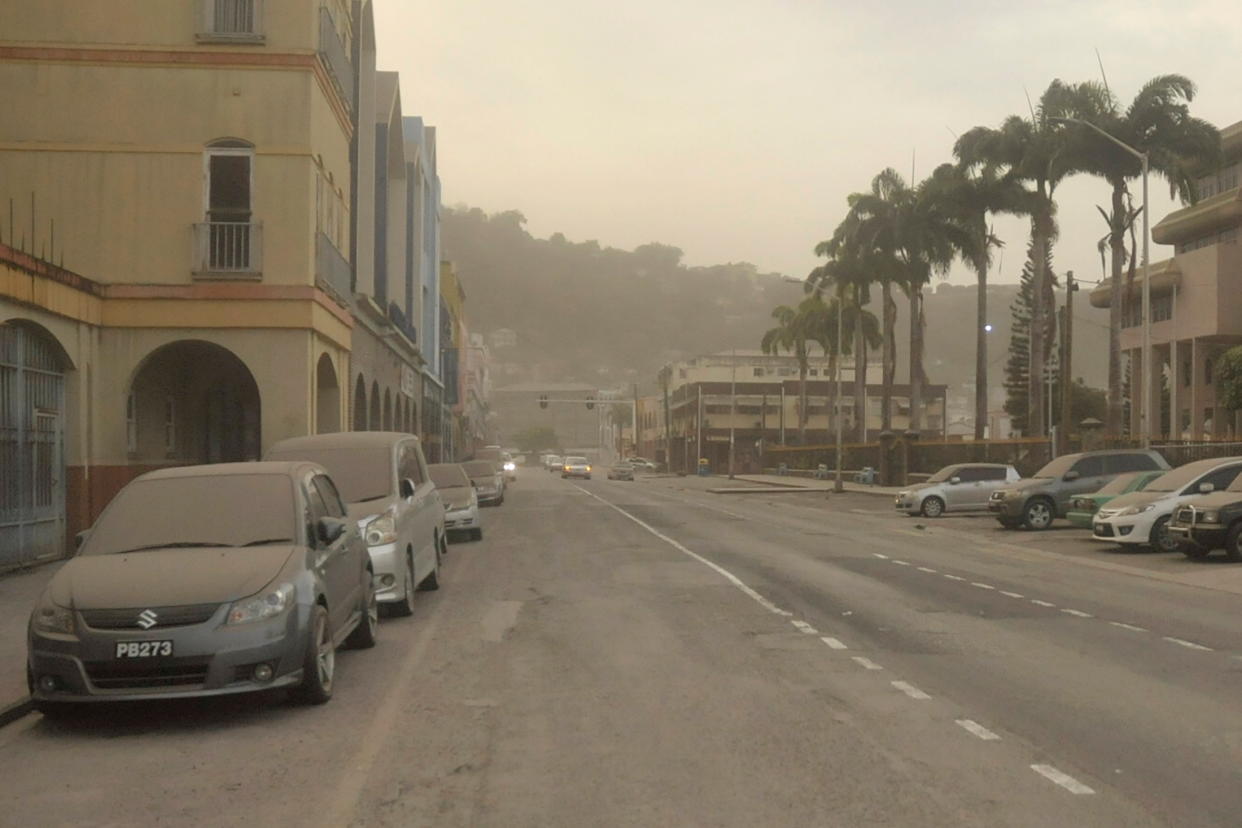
510 426 559 453
1216 346 1242 412
1004 241 1059 434
761 298 817 443
1062 75 1218 437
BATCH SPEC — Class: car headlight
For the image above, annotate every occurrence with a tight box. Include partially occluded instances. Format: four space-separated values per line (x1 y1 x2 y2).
504 462 516 471
364 513 397 546
1120 504 1157 517
32 594 74 635
1199 511 1220 524
228 583 294 625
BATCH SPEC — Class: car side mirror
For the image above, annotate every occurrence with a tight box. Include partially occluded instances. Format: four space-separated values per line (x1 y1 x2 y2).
949 476 961 485
74 529 90 550
316 516 347 545
1063 471 1080 482
1199 482 1215 494
399 478 416 500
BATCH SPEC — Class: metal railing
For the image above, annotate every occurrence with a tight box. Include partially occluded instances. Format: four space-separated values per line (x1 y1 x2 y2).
318 5 355 111
196 0 265 42
315 231 352 302
194 221 262 276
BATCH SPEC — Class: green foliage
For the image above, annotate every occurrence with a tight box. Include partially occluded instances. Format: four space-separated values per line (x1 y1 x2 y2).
1216 346 1242 411
1004 241 1059 433
510 426 559 453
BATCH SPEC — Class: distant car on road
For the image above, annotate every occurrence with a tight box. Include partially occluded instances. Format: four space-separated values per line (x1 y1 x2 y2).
266 432 445 617
502 452 518 482
429 463 483 541
545 454 563 473
626 457 657 471
987 449 1170 530
1092 457 1242 552
562 456 592 479
608 462 635 481
1066 470 1165 529
894 463 1019 517
1169 473 1242 559
28 462 377 715
464 460 505 505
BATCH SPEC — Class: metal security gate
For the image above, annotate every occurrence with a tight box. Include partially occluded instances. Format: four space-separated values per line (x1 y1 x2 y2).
0 324 66 567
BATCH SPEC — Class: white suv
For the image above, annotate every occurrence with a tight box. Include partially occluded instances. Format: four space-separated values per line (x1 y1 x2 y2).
266 432 446 616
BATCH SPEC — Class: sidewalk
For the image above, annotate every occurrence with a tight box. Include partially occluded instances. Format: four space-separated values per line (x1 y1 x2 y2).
0 560 62 712
733 474 905 497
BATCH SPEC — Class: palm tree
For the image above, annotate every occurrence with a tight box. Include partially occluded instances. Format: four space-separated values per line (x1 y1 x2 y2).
761 297 818 444
928 161 1032 439
1061 75 1218 436
807 254 883 441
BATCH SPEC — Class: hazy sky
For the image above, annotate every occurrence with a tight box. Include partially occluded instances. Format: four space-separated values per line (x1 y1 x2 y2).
377 1 1242 290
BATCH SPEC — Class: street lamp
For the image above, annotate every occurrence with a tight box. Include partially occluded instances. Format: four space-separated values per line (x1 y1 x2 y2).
1051 116 1151 447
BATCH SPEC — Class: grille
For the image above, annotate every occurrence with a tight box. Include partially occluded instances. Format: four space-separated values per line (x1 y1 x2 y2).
1176 506 1195 525
85 658 211 690
1095 523 1115 538
80 603 220 630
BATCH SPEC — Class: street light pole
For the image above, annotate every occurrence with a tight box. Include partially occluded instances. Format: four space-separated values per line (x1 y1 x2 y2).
834 295 844 493
728 348 737 479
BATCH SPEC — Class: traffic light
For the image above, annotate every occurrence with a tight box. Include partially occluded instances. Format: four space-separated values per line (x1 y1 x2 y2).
585 396 595 410
539 394 548 409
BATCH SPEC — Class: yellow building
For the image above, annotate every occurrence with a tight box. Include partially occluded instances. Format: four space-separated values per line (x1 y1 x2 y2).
0 0 363 564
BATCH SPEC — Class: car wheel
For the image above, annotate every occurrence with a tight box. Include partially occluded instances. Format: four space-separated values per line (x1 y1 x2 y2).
920 496 945 518
346 575 379 649
1225 523 1242 562
293 604 334 705
418 544 441 591
472 527 483 541
1022 498 1054 531
1149 516 1179 554
390 553 416 617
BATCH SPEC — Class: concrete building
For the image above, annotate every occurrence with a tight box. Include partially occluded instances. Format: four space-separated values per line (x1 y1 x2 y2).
1089 119 1242 439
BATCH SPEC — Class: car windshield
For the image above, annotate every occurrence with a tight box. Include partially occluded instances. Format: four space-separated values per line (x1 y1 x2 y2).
429 463 470 489
266 447 391 503
82 474 297 555
926 465 965 483
565 456 588 464
463 461 496 477
1144 461 1222 493
1095 472 1141 495
1030 455 1079 479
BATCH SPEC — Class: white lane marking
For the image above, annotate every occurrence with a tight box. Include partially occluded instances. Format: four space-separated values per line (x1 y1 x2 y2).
571 484 793 616
971 582 995 590
891 681 931 700
956 719 1001 741
1000 591 1024 599
791 620 819 635
917 566 938 573
873 553 890 559
851 656 883 670
820 636 848 650
891 559 912 566
1030 764 1096 795
943 574 966 581
1060 608 1094 618
1110 621 1147 632
1031 599 1056 608
1163 636 1213 652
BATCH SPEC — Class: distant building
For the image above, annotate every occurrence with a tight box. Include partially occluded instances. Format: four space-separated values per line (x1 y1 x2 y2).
489 328 518 350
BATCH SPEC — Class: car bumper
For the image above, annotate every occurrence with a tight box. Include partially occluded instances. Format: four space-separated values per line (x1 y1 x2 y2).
477 489 501 503
1066 510 1096 530
445 508 480 530
988 498 1022 517
365 542 405 603
1167 524 1226 549
1092 513 1156 545
28 604 307 702
562 471 591 478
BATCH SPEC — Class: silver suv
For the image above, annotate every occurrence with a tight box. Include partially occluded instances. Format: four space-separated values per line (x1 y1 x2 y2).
895 463 1020 517
987 449 1169 530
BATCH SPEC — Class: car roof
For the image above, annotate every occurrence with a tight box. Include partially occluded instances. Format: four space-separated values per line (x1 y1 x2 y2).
949 462 1012 469
135 461 322 481
267 431 417 452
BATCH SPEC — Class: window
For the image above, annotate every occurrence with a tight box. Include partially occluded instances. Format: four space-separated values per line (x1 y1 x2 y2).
399 441 426 486
970 467 1007 481
1189 465 1242 495
1072 456 1105 478
1109 453 1158 474
126 394 137 453
1151 294 1172 323
197 0 264 42
753 368 764 377
808 368 818 377
312 475 346 518
304 480 330 543
203 140 255 271
163 397 176 454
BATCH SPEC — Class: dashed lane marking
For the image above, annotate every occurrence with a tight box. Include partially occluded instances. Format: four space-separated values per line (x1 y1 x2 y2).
1031 764 1096 795
1110 621 1147 632
891 681 931 700
1031 599 1056 608
943 574 966 581
851 656 883 670
1060 609 1093 618
572 484 793 617
956 719 1001 741
791 620 819 635
917 566 938 573
820 636 848 650
1163 636 1213 652
891 559 912 566
873 553 890 560
971 582 995 590
1000 591 1024 599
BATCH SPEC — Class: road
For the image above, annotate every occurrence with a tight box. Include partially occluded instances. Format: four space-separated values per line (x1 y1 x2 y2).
3 470 1242 826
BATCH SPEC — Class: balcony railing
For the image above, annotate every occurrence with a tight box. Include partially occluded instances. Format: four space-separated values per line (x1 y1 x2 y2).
318 5 355 111
315 231 352 303
194 222 262 277
196 0 265 43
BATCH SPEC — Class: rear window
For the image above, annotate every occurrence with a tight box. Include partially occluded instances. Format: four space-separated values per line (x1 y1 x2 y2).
429 464 470 489
565 456 588 464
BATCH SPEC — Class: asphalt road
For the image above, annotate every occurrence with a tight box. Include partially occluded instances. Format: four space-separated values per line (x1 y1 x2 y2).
3 470 1242 826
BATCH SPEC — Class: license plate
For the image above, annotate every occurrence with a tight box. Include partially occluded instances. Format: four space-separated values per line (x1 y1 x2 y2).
115 640 173 658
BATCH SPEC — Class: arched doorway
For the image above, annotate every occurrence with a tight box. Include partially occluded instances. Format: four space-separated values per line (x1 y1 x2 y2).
395 397 404 435
353 374 367 431
315 354 340 434
383 388 393 431
129 340 260 464
369 380 381 429
0 321 70 566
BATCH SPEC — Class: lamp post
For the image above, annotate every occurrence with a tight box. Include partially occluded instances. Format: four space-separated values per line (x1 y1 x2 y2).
1052 116 1151 446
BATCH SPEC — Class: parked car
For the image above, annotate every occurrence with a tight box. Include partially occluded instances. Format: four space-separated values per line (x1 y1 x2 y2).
562 456 592 479
608 462 635 481
464 460 505 505
1168 474 1242 559
28 462 377 715
987 449 1170 530
545 454 564 473
1092 457 1242 552
502 452 518 482
894 463 1019 517
1066 470 1165 529
429 463 483 541
266 432 445 617
627 457 658 471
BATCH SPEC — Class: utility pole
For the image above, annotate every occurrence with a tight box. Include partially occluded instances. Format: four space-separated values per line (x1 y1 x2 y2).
696 386 703 471
661 365 671 471
728 349 737 479
1060 271 1076 454
632 382 639 460
834 296 845 493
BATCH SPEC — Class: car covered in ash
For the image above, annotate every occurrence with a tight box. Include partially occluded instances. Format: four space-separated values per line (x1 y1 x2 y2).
607 462 635 481
28 462 377 715
1065 470 1165 529
464 460 505 505
894 463 1019 517
1169 471 1242 559
430 463 483 541
561 456 592 479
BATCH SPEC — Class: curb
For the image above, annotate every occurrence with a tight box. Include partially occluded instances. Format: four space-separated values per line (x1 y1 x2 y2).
0 697 33 728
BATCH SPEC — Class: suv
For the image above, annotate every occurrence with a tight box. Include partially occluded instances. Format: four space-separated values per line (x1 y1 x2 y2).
896 463 1020 517
987 449 1170 531
1169 473 1242 559
266 432 446 616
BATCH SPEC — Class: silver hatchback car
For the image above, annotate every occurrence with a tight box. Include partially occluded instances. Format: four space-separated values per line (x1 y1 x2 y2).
896 463 1021 517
